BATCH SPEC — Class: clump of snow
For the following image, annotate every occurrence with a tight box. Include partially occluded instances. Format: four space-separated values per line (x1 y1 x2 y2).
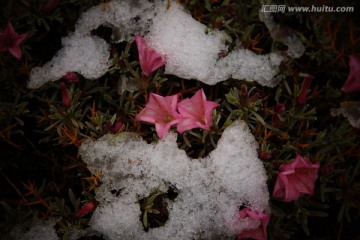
117 75 139 94
74 1 155 42
28 0 155 89
79 120 270 239
4 218 59 240
147 1 286 87
28 0 304 89
259 11 305 58
331 101 360 128
28 35 111 89
211 49 284 87
146 2 228 81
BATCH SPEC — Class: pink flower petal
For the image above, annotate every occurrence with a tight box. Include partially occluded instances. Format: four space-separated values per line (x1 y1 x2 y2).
341 54 360 93
134 35 165 77
288 173 314 194
176 117 201 134
8 46 22 60
136 93 182 138
176 89 219 133
272 153 320 202
237 208 270 240
155 122 173 139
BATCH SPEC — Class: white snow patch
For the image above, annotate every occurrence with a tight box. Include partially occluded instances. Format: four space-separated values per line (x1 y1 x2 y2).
28 0 303 89
74 0 155 41
146 2 228 82
79 120 270 239
28 35 111 89
259 11 305 58
147 2 285 87
4 218 59 240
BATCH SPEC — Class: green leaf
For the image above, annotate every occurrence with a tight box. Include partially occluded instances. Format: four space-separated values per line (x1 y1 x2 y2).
147 209 160 214
250 110 265 125
204 0 212 12
315 129 327 143
143 211 148 228
225 88 240 106
68 189 80 212
307 210 328 217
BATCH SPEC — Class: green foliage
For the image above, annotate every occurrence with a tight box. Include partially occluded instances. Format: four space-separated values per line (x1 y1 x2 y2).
138 183 178 231
0 202 33 233
0 0 359 239
139 189 166 230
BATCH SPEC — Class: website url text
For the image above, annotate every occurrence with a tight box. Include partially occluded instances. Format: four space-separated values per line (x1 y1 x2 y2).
261 5 354 13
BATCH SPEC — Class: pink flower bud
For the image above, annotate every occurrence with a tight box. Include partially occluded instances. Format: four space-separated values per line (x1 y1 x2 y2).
298 75 314 105
60 82 71 107
134 35 165 77
74 201 97 218
62 72 79 83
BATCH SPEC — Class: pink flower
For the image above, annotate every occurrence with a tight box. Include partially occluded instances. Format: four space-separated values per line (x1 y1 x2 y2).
74 201 97 218
0 22 28 60
136 93 182 139
237 208 270 240
341 54 360 93
176 89 219 133
272 153 320 202
60 82 71 107
134 35 165 77
297 75 314 105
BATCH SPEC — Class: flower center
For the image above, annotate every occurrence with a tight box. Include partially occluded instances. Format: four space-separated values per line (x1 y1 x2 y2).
164 114 174 123
3 36 16 48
